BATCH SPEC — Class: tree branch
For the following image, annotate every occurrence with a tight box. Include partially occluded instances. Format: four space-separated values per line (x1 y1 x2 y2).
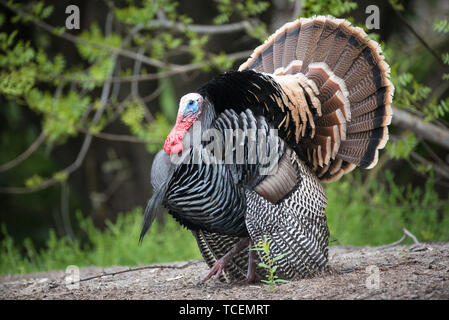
88 131 164 144
410 151 449 180
103 0 254 35
1 0 254 75
0 56 117 194
0 0 174 70
392 106 449 150
42 50 253 84
141 19 253 34
379 228 420 248
0 131 47 172
51 260 202 289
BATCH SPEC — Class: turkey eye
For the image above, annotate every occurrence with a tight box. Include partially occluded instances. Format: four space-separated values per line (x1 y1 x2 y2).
188 100 194 106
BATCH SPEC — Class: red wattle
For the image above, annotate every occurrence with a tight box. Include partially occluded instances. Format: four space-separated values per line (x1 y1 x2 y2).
164 114 196 155
164 127 185 154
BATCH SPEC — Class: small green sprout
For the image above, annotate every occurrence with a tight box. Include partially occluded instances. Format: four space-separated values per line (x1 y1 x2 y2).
251 235 291 289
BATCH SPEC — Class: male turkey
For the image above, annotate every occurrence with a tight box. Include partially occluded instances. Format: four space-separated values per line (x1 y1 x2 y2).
140 16 394 283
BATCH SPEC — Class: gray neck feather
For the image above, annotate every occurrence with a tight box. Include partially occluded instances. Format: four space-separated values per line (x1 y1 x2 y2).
197 97 216 133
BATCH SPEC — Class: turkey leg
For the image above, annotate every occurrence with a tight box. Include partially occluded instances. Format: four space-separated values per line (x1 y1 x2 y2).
237 239 259 284
200 237 250 283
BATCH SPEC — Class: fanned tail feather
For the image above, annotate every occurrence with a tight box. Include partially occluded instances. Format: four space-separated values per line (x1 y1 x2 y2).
239 16 394 182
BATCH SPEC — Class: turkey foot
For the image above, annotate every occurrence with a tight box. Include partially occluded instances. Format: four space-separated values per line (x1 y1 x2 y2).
200 238 250 283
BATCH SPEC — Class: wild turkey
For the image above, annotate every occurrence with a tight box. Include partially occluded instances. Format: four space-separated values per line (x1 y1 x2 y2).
140 16 394 283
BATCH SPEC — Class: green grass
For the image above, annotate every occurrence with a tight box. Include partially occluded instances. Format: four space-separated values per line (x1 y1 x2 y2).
1 171 448 275
326 170 449 246
0 208 201 275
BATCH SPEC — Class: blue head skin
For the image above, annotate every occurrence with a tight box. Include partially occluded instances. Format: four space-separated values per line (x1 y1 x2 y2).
183 97 200 118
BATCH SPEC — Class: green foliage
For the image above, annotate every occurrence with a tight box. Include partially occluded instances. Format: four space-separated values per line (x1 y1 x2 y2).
159 77 178 122
31 1 54 20
120 99 170 152
326 171 449 246
213 0 269 41
144 113 171 152
252 236 290 289
390 71 431 111
214 0 270 24
208 52 236 73
388 0 404 11
0 30 36 96
386 133 418 160
433 18 449 34
442 53 449 65
76 23 122 85
383 7 449 162
424 97 449 121
246 23 269 42
187 32 209 64
26 89 91 141
24 174 44 189
150 32 184 60
433 19 449 83
0 208 201 275
302 0 357 17
114 0 166 26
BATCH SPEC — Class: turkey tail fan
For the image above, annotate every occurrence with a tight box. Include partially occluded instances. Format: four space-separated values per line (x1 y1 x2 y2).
239 16 394 182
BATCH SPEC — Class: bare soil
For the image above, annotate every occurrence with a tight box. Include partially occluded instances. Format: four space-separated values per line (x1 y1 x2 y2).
1 243 448 300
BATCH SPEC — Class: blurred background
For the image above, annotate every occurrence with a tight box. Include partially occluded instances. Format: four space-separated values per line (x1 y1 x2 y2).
1 0 448 274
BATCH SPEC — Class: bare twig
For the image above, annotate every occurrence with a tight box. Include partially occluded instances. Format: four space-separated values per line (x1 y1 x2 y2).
403 228 420 245
44 50 253 84
379 228 420 249
89 131 163 144
293 0 302 18
51 260 202 289
379 233 407 249
410 151 449 180
142 85 164 103
138 19 254 34
131 47 145 98
421 140 448 168
0 131 47 172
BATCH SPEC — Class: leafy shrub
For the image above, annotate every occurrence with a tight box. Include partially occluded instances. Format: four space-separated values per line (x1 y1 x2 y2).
0 208 201 275
326 171 449 246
